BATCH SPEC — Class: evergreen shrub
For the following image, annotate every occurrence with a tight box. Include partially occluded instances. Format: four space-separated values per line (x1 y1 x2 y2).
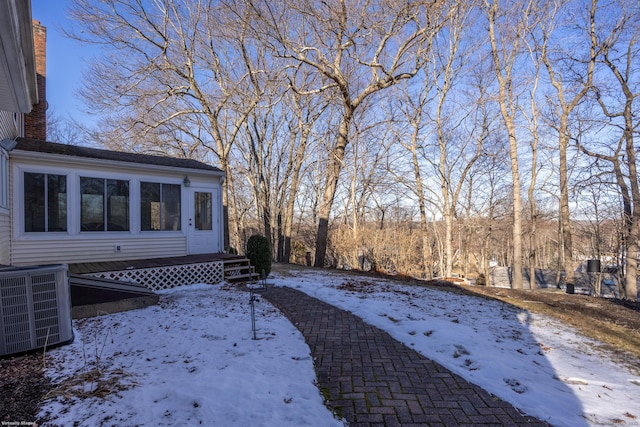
246 235 271 277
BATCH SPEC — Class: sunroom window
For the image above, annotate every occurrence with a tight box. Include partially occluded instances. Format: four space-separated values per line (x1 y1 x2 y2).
24 172 67 232
140 182 181 231
80 177 129 231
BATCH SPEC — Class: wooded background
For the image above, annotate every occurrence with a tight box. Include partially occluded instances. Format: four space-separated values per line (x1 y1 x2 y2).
50 0 640 299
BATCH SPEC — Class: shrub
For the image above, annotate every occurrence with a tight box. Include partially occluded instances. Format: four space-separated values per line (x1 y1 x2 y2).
246 235 271 277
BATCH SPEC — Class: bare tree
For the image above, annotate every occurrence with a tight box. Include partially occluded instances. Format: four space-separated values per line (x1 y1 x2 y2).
276 89 328 263
571 1 640 301
593 2 640 301
235 74 329 262
46 108 89 146
427 1 486 278
340 113 393 269
68 0 267 250
249 0 452 267
538 0 597 289
523 54 542 289
390 81 438 278
484 0 540 289
238 106 279 249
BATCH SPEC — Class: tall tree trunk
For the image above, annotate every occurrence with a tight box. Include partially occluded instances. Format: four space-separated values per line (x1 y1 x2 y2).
623 93 640 301
224 160 241 252
558 139 574 285
439 129 454 277
527 55 541 290
540 0 596 289
483 223 492 286
508 133 524 289
277 214 284 262
411 122 433 279
626 215 639 300
485 0 527 289
528 206 537 289
315 110 352 267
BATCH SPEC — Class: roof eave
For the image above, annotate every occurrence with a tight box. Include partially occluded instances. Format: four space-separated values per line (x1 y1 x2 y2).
0 0 38 113
11 148 225 178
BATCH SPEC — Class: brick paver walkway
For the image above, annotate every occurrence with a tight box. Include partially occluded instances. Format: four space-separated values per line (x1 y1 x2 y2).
260 286 550 427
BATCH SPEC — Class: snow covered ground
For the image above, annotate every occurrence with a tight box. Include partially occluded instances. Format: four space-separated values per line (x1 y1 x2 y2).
40 284 343 427
40 267 640 426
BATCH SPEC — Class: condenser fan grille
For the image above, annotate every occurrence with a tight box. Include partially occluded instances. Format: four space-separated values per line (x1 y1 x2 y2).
0 265 73 356
0 275 32 354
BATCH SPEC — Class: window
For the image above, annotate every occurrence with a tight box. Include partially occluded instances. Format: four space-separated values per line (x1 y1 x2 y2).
80 177 129 231
140 182 181 231
24 172 67 232
194 191 212 231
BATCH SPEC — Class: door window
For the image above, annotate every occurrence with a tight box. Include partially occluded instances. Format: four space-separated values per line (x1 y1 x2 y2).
194 192 212 231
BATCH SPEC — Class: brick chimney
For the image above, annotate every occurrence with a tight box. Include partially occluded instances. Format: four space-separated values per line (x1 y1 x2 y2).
23 20 47 140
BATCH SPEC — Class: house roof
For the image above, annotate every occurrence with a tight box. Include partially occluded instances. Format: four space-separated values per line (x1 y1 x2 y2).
14 138 223 173
0 0 38 113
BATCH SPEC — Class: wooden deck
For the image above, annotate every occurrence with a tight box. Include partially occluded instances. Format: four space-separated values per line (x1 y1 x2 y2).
69 253 244 275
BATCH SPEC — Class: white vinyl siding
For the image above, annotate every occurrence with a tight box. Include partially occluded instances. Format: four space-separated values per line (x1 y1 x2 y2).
0 147 10 264
0 212 10 264
10 235 187 266
0 149 8 209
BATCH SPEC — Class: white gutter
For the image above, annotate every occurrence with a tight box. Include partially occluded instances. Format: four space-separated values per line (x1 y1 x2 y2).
0 0 38 113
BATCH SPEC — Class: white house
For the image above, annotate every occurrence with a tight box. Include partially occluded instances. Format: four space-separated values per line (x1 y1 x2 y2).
0 0 39 265
8 138 225 266
0 0 226 268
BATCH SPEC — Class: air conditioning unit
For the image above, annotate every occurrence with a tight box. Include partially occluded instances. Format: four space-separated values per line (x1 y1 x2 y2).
0 264 74 357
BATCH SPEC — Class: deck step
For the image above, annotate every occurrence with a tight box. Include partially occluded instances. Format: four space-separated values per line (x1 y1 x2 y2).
225 273 257 280
223 258 260 283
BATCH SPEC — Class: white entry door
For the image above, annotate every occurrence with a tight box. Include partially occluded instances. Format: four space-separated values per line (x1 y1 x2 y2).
187 187 218 254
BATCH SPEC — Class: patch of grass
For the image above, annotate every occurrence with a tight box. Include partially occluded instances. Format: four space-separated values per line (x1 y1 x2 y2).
316 381 343 420
318 384 331 402
47 368 135 400
46 317 137 401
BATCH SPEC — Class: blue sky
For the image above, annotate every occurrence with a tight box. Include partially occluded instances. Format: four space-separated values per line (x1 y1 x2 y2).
31 0 96 126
